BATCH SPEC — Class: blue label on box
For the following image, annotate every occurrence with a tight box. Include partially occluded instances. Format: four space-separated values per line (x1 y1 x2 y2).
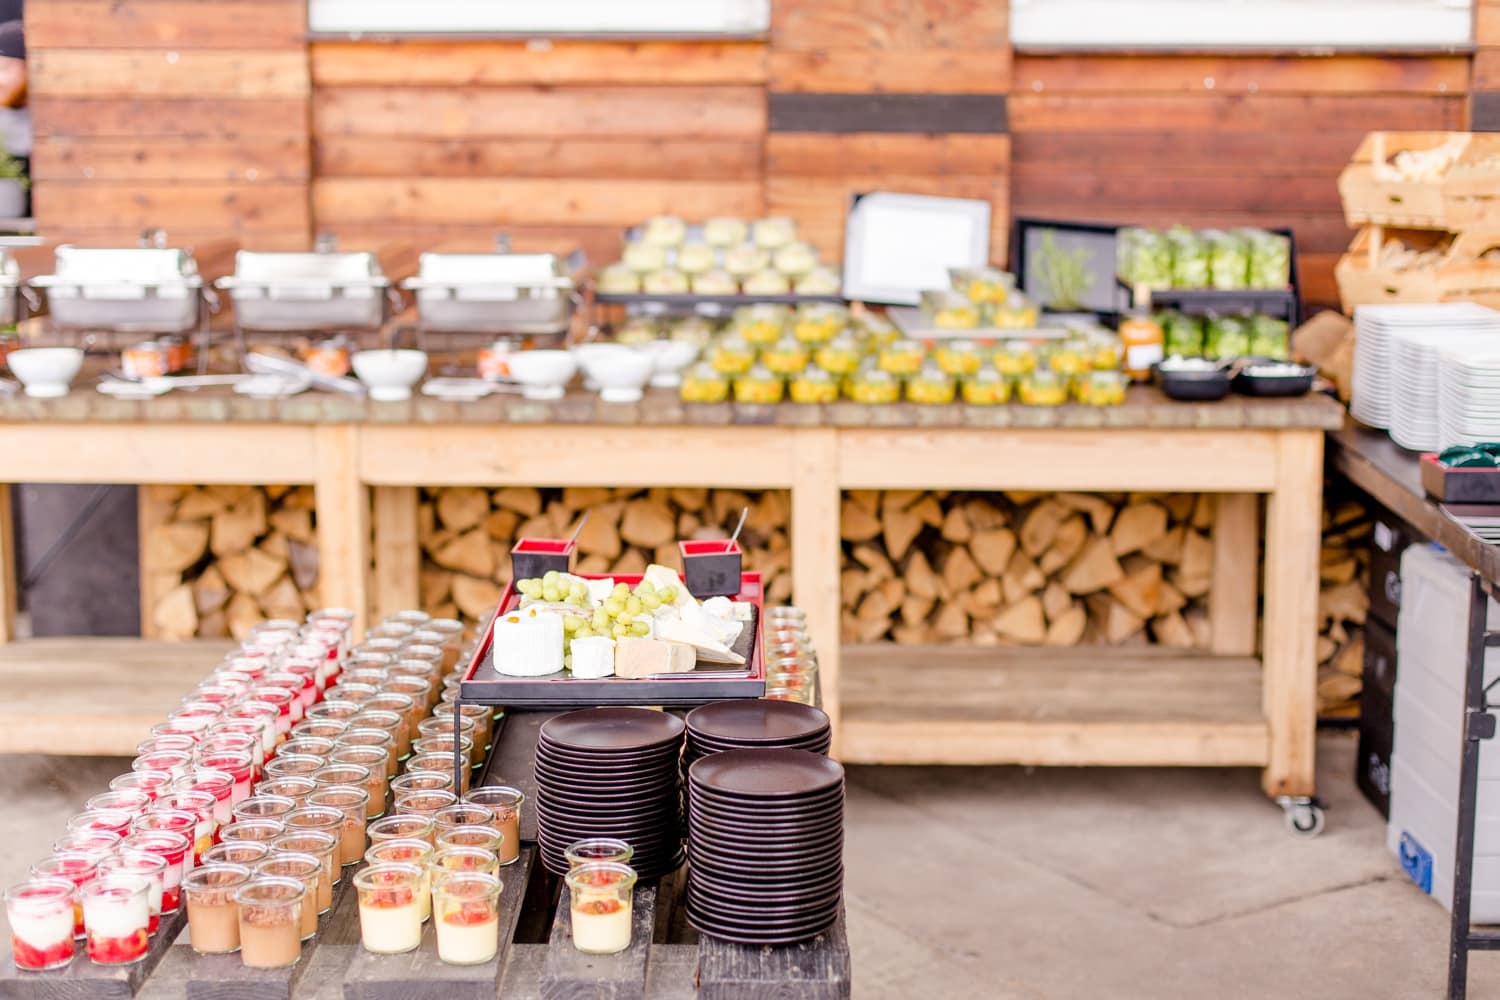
1398 832 1434 894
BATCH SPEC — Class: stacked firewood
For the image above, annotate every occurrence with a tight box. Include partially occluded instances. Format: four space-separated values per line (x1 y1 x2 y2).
838 490 1216 646
417 487 792 622
1316 498 1372 717
141 484 320 640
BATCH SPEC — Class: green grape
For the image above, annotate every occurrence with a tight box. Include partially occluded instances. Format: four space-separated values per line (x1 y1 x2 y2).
616 612 634 626
659 585 678 604
543 570 561 586
563 615 585 635
574 625 594 639
625 595 643 616
569 581 588 603
541 585 561 603
604 597 625 616
630 620 650 636
612 623 630 638
641 593 662 611
612 582 630 596
518 579 542 597
635 580 656 594
591 609 609 631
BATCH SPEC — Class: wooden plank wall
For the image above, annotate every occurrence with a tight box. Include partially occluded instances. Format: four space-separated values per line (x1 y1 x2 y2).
25 0 311 249
308 40 767 262
18 0 1485 306
763 0 1012 261
1008 53 1470 306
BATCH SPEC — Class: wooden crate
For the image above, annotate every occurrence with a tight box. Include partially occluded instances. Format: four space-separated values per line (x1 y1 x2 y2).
1337 131 1500 230
1334 225 1500 312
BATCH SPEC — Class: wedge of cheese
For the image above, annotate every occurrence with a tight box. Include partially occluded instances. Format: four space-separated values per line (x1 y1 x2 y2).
654 612 744 665
614 637 696 678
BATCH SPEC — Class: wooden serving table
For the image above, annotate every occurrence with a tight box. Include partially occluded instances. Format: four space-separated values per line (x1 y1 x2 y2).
0 385 1342 800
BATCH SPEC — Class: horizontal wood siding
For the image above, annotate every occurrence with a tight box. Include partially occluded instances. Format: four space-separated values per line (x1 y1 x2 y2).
1009 53 1469 307
310 40 768 256
25 0 311 247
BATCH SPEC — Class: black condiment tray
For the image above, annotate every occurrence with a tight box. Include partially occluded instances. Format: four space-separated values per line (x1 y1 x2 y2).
458 572 766 707
1421 453 1500 504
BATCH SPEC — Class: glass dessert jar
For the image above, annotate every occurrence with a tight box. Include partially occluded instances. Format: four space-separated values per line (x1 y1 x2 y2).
328 746 390 808
234 877 305 969
5 878 77 970
219 819 286 848
235 794 298 825
565 863 637 955
906 365 956 405
257 776 318 806
305 787 370 865
52 831 120 860
462 786 523 866
435 826 503 858
263 754 325 782
86 790 151 818
432 847 499 881
336 728 399 779
433 803 495 840
846 367 899 404
432 872 502 966
679 363 729 404
174 769 232 829
110 770 173 803
30 854 94 939
253 854 321 940
183 863 251 955
961 367 1010 405
80 875 151 965
1077 369 1128 407
761 336 810 376
564 839 634 870
354 863 424 955
98 852 166 935
788 366 839 404
132 808 200 852
707 336 755 376
731 364 783 405
351 709 407 759
813 335 860 377
390 771 453 799
272 831 338 912
134 750 192 783
368 814 437 848
394 789 459 820
291 719 349 743
203 841 269 869
877 338 924 377
68 808 135 841
118 832 190 912
279 736 337 761
280 807 345 873
364 839 434 922
1018 369 1068 406
935 340 984 377
311 763 374 797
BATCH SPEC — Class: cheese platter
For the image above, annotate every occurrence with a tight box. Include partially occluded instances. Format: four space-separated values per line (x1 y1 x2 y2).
458 566 767 707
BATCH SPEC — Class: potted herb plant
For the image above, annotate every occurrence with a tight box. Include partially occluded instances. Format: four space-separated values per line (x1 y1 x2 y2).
0 147 28 219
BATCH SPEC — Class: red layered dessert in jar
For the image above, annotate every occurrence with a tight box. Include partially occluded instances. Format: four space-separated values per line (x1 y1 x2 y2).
27 854 94 938
86 789 151 818
133 749 192 784
110 769 173 803
262 672 312 723
119 830 190 913
98 852 167 935
248 686 299 739
196 749 253 807
139 732 197 756
80 875 151 965
164 785 220 862
5 878 77 970
67 808 136 841
209 715 272 776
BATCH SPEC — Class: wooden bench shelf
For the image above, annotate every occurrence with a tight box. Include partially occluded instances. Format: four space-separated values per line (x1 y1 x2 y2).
839 644 1269 767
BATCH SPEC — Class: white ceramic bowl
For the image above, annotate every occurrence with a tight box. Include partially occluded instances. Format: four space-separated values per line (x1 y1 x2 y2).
351 349 427 402
638 340 700 388
8 347 84 398
508 350 577 401
574 343 653 403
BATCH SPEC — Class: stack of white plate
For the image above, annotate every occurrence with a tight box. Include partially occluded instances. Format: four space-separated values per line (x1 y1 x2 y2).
1438 347 1500 450
1352 303 1500 429
1391 329 1500 451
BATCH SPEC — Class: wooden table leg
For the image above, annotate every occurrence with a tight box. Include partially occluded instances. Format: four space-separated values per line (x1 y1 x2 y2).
314 425 372 639
0 484 15 645
1260 431 1323 797
791 429 842 751
372 486 420 620
1210 493 1260 656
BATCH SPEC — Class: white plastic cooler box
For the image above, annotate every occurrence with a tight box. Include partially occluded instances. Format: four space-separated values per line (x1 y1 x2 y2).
1388 544 1500 919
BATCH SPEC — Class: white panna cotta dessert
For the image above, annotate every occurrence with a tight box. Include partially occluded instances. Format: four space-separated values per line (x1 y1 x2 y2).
492 609 565 677
354 864 424 955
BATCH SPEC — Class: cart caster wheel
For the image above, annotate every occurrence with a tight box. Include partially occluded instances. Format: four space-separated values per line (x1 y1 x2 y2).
1278 796 1326 838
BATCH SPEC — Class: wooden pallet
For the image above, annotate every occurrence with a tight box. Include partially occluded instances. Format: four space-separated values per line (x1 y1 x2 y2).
7 708 850 1000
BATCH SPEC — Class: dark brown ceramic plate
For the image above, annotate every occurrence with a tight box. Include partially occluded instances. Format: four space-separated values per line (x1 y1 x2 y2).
687 749 844 799
540 707 685 752
685 701 831 744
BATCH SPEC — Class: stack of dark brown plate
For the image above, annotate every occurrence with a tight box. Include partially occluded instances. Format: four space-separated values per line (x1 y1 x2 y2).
685 748 844 944
682 700 832 772
534 707 686 879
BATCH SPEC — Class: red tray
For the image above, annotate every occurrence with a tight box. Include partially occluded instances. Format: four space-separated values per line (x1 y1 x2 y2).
457 572 766 707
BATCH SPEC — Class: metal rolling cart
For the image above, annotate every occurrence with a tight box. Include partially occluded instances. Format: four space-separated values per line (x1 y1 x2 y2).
1449 572 1500 999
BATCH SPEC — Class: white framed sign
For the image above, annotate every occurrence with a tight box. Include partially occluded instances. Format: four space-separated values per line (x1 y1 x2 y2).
309 0 770 36
1011 0 1472 49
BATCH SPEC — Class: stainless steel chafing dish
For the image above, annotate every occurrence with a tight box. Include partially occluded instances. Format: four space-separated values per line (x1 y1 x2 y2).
401 241 583 336
31 239 204 333
215 244 394 333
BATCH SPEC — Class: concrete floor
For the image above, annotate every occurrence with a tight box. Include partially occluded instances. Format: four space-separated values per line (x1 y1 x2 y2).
2 732 1497 998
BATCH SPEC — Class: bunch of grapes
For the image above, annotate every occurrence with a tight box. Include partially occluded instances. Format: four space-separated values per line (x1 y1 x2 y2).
563 579 680 642
516 571 590 607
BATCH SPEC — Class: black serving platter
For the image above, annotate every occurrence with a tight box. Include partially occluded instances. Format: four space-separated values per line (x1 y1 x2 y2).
459 572 766 707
